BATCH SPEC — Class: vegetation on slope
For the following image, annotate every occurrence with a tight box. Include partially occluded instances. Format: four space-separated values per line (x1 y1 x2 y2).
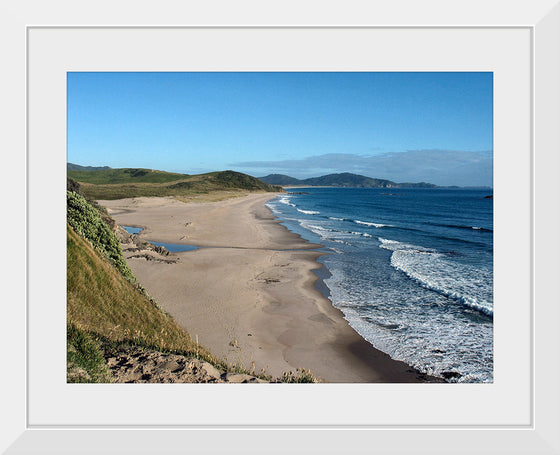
68 221 215 349
67 220 227 381
68 166 284 200
67 190 134 280
66 179 315 383
66 187 227 382
68 167 189 184
67 322 113 383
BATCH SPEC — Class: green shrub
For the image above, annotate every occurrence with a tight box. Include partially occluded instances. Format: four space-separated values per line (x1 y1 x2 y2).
66 190 134 281
67 323 113 383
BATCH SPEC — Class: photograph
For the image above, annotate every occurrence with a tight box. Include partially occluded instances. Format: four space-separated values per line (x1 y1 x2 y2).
66 71 494 384
5 3 558 452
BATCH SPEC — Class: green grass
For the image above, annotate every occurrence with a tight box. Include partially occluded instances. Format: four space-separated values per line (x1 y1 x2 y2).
69 169 283 200
67 323 113 383
67 190 135 280
67 222 225 368
68 168 189 184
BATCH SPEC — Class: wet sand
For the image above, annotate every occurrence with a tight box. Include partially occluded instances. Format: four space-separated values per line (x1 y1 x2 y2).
99 193 436 382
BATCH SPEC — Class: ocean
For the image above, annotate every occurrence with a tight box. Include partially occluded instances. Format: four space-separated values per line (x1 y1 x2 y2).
266 187 494 383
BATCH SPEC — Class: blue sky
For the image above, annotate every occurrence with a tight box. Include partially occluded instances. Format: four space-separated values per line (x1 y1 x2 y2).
67 72 493 186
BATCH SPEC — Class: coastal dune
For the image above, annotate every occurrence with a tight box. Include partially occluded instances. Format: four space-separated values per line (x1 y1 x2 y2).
100 193 433 382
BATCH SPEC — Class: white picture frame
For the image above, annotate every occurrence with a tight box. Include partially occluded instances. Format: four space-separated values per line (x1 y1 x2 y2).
3 1 559 453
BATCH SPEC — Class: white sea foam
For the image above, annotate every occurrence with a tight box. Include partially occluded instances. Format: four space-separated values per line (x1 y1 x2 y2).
278 196 296 207
354 220 390 228
332 239 352 245
350 231 373 238
297 209 320 215
324 266 493 382
378 238 493 316
307 224 328 232
329 216 345 221
301 223 333 240
299 221 357 245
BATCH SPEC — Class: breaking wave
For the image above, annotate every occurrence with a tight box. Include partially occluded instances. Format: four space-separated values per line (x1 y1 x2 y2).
378 238 493 316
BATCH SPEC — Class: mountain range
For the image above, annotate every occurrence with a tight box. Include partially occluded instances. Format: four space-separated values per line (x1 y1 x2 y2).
258 173 438 188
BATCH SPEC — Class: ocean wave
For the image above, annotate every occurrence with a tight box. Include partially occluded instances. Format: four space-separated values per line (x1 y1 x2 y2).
307 224 330 232
278 196 296 207
378 238 435 254
302 223 340 239
302 221 375 242
300 222 362 246
354 220 391 228
378 238 493 316
324 288 493 383
297 209 320 215
350 231 373 238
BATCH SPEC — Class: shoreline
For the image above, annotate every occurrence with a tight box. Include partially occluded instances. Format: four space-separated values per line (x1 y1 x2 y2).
99 193 440 383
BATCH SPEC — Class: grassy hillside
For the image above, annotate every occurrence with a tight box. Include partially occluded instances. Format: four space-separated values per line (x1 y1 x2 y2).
70 168 284 200
66 190 226 382
67 190 134 280
68 167 189 184
67 223 220 362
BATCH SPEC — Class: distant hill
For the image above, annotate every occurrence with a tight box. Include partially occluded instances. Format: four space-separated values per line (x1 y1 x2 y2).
68 166 283 199
67 163 112 171
68 167 189 184
258 173 438 188
257 174 302 186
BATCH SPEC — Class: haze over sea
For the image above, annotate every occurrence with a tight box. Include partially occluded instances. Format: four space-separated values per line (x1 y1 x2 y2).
267 187 493 383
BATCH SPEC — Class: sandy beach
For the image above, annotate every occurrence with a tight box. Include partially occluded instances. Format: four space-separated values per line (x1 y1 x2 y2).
99 193 434 382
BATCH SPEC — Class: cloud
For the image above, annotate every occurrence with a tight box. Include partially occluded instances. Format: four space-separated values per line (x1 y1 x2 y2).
232 150 493 187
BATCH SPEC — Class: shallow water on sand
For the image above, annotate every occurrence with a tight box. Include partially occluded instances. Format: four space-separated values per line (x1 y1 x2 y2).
122 226 198 252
